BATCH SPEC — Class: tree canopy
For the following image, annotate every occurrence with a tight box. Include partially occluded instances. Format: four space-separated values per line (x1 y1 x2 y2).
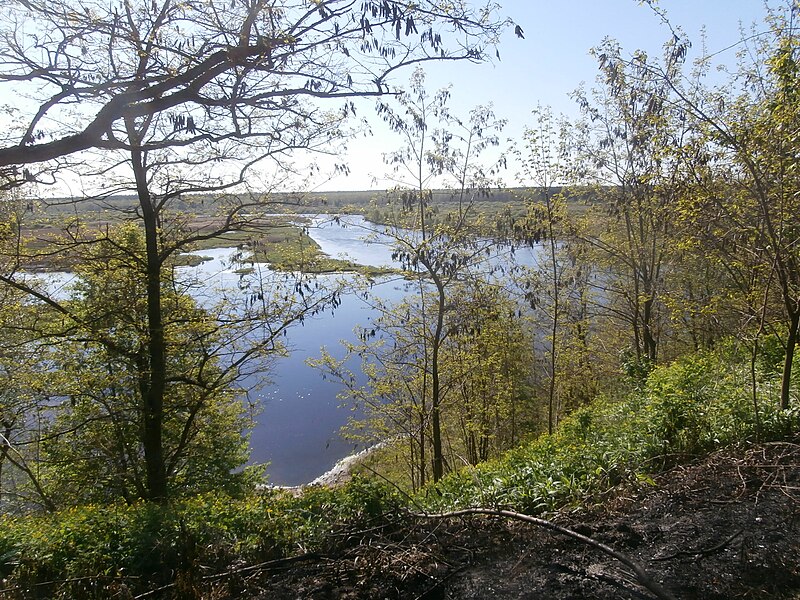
0 0 511 502
0 0 509 187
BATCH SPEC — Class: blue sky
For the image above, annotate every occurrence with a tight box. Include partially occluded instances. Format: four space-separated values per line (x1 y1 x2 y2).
317 0 770 192
1 0 772 196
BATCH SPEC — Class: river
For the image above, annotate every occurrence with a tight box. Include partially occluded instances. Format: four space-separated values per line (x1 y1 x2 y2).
178 215 414 485
39 215 536 486
174 214 540 485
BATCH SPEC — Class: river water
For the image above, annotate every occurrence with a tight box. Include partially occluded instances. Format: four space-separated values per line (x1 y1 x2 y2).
38 215 537 486
172 215 540 485
178 215 411 485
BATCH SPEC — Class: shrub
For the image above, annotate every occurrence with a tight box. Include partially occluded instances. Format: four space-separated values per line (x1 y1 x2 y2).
0 477 400 599
1 344 797 597
426 345 794 515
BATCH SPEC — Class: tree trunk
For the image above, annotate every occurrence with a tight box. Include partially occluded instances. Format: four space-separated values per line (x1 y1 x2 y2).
130 144 168 502
430 276 446 483
547 219 559 436
642 295 657 363
780 310 800 411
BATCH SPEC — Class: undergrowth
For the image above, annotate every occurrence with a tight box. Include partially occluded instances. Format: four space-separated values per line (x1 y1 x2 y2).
0 479 400 599
0 344 797 598
424 345 799 513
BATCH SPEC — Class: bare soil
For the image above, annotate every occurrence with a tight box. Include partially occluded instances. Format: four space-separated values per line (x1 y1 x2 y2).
233 440 800 599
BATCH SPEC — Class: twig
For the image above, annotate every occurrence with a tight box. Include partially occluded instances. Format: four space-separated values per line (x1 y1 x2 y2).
201 552 320 581
413 508 677 600
763 441 800 448
0 574 140 596
654 529 743 561
132 553 322 598
134 582 174 599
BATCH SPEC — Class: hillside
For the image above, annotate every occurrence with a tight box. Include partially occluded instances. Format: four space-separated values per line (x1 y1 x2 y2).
246 441 800 599
3 345 800 599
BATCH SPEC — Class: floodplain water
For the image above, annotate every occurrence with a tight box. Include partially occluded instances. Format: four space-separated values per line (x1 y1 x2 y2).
178 215 407 485
36 215 538 486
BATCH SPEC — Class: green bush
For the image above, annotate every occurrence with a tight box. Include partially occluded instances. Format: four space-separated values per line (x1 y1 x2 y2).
427 346 796 515
0 477 399 599
1 344 798 598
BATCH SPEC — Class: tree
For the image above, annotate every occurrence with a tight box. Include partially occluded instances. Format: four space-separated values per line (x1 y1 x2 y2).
314 291 439 492
444 280 534 465
623 2 800 410
0 0 509 500
1 224 278 507
315 277 534 491
315 69 509 487
571 35 692 370
0 292 50 510
689 15 800 411
375 68 506 483
513 105 597 433
0 192 55 509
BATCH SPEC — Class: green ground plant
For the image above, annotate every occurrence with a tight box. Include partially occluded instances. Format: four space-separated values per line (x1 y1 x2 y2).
0 343 796 598
424 345 799 514
0 477 399 599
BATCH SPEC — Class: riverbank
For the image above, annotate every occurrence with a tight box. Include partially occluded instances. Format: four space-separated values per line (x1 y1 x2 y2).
264 441 391 494
12 213 394 277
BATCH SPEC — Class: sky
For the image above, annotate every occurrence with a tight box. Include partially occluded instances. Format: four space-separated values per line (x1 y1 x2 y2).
1 0 774 196
315 0 771 192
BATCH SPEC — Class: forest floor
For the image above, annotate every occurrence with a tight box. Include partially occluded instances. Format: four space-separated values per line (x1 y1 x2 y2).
241 440 800 599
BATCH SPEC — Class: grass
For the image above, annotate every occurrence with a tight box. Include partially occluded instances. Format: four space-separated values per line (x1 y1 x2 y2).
229 221 395 277
14 214 396 277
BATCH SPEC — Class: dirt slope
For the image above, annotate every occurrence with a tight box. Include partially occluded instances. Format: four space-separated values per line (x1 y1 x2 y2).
246 441 800 599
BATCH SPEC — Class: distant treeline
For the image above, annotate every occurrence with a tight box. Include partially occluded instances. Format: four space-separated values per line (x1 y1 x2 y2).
35 187 600 215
